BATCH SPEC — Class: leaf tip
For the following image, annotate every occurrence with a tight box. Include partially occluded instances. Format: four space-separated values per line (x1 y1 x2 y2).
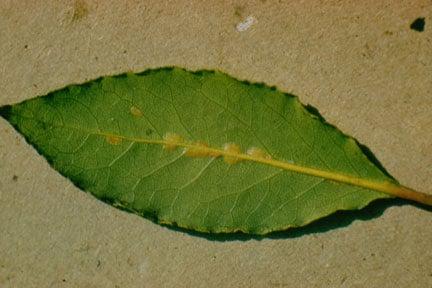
0 105 12 120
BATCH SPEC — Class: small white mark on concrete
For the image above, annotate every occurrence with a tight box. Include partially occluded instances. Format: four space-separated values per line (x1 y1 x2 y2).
236 16 256 32
138 259 148 277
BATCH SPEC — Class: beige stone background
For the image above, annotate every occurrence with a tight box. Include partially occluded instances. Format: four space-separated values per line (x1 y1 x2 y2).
1 1 431 287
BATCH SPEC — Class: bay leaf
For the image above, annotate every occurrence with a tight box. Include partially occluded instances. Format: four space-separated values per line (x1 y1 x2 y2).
1 68 430 234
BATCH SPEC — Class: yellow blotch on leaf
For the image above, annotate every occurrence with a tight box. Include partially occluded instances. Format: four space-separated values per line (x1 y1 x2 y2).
130 106 143 117
106 135 122 145
247 147 271 160
163 133 184 151
185 142 221 158
223 143 242 164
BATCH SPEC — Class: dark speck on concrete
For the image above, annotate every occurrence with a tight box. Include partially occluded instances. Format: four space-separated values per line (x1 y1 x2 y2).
234 5 244 17
410 17 425 32
72 0 89 22
12 175 18 181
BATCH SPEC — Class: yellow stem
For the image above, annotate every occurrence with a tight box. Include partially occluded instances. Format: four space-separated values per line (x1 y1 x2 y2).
14 112 430 206
97 131 432 206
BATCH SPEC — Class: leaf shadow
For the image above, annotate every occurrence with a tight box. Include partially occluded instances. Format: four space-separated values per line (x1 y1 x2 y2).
161 198 432 241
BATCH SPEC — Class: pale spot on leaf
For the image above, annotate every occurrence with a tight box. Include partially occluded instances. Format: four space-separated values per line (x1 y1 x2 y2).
247 147 271 160
223 143 242 164
106 135 122 145
163 133 184 151
185 142 220 158
130 106 143 117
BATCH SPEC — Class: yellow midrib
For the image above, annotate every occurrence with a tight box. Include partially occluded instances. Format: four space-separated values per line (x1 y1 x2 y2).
18 115 432 206
104 132 386 186
96 131 431 205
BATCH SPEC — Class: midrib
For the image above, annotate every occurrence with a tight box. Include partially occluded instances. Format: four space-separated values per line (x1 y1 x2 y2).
14 114 432 205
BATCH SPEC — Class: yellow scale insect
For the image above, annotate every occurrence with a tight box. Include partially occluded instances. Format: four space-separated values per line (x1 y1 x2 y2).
160 132 272 166
106 135 122 145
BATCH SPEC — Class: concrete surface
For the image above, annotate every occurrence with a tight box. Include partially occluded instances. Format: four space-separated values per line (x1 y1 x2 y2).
0 1 431 287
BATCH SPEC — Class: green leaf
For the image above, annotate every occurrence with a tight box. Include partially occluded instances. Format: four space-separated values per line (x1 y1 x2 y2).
1 68 430 234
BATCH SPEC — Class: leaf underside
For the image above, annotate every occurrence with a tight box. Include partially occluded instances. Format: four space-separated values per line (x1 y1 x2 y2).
0 68 396 235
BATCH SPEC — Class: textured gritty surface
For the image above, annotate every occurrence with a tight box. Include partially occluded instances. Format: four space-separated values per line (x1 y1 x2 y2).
0 1 431 287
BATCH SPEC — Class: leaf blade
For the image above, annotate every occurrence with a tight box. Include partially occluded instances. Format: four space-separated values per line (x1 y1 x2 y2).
2 67 428 234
